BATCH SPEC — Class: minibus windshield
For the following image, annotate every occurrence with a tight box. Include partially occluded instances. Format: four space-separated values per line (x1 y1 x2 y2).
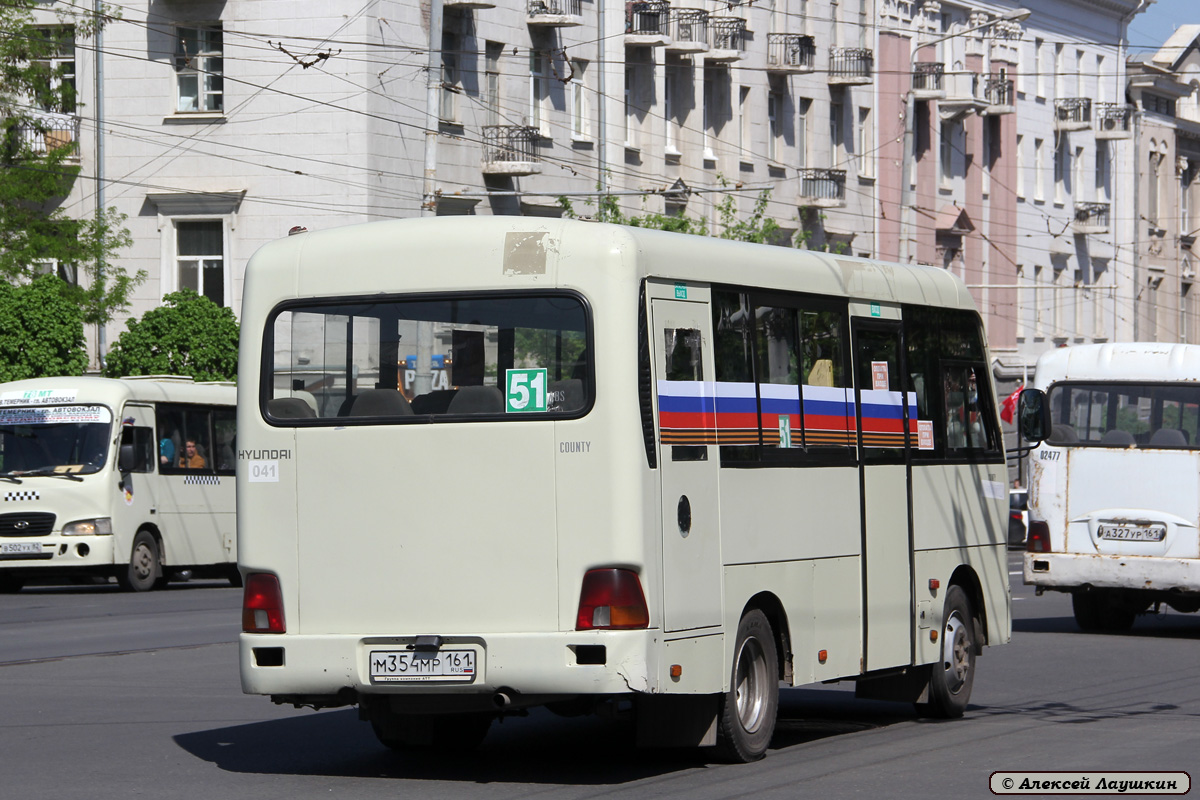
0 405 114 476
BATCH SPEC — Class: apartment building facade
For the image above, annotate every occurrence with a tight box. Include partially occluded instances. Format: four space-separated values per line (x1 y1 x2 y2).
18 0 1174 378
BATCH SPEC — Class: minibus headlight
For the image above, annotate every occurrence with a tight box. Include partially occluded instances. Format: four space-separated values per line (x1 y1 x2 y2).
62 518 113 536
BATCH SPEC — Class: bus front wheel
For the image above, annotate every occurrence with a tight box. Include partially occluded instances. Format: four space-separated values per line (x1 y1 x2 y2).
917 585 976 719
118 531 161 592
714 609 779 762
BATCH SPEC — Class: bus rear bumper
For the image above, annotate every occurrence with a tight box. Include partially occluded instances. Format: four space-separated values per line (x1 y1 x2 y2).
1024 551 1200 593
240 629 666 702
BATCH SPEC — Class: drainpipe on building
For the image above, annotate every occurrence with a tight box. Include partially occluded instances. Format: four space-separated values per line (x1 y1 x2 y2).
1123 0 1151 341
422 0 443 219
94 0 106 370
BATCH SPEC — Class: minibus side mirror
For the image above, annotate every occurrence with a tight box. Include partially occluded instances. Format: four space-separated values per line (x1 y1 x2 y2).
1017 389 1050 444
118 443 137 472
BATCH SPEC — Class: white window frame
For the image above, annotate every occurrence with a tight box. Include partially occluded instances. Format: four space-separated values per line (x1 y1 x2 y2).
439 31 460 124
529 50 550 136
32 26 76 114
175 24 223 114
858 106 872 178
1016 134 1025 198
1035 38 1045 98
171 219 230 308
485 42 502 128
797 97 810 169
738 85 751 161
767 89 782 163
571 58 590 141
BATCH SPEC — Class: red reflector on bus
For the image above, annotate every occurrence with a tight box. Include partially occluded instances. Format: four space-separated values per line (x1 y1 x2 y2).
576 568 649 630
1026 521 1051 553
243 573 286 633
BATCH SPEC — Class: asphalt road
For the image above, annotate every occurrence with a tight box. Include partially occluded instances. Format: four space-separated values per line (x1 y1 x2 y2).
2 554 1198 799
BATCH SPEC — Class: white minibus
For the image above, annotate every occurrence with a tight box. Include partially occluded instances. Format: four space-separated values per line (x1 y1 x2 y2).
0 376 238 592
1022 343 1200 630
237 217 1010 761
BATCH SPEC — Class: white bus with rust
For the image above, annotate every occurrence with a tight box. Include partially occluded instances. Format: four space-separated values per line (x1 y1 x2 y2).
237 217 1010 761
0 376 239 592
1022 343 1200 631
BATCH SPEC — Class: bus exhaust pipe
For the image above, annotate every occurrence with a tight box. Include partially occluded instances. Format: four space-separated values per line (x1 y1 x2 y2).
494 690 514 708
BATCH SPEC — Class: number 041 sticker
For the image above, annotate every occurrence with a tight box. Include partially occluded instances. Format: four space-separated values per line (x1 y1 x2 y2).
506 368 548 413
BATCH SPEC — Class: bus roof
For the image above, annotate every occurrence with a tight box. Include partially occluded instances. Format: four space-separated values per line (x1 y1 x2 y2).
1034 343 1200 387
0 376 236 407
249 217 976 313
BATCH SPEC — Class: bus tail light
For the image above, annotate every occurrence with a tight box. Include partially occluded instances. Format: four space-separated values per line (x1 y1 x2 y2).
1026 521 1051 553
243 573 286 633
576 568 649 630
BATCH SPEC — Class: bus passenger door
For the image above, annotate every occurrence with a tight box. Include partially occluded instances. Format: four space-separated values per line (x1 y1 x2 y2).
114 405 160 559
652 294 723 633
852 318 914 671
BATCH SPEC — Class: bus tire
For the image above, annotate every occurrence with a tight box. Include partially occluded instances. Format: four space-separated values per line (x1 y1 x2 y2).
714 609 779 762
371 712 492 752
0 574 24 593
916 585 976 719
1071 588 1102 631
118 530 161 592
1073 588 1137 632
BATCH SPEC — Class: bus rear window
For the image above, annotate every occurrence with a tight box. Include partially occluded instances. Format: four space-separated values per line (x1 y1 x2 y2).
1046 382 1200 448
264 293 591 423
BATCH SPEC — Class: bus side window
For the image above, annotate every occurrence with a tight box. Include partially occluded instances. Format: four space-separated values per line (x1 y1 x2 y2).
214 408 236 474
666 327 707 462
120 426 155 473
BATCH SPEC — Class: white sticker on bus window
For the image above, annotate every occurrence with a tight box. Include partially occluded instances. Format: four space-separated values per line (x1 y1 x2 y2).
248 461 279 483
917 420 934 450
0 405 111 425
982 480 1005 500
871 362 889 391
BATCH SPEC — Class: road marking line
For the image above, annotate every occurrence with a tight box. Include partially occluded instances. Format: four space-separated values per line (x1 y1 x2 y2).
1009 571 1022 576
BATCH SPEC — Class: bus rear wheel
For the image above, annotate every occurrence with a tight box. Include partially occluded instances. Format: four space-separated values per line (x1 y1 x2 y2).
0 574 24 593
714 609 779 762
1072 588 1138 632
916 585 976 719
371 712 492 752
118 531 161 592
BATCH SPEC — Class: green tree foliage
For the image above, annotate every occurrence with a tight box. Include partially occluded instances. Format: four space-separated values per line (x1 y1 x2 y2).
0 274 88 381
1 2 142 326
104 290 239 381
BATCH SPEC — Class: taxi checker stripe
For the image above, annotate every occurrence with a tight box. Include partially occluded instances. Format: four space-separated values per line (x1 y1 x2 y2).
183 475 221 486
4 491 40 501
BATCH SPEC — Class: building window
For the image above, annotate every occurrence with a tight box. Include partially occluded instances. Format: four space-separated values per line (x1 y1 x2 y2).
1095 141 1109 201
1097 55 1107 103
1034 138 1045 202
664 62 681 155
1073 145 1084 200
570 59 589 140
703 66 725 161
738 85 751 159
176 25 223 113
31 26 75 113
858 106 872 177
797 97 810 168
176 220 225 307
1016 134 1025 198
1054 136 1066 204
1149 151 1162 226
440 32 459 123
767 89 781 162
1054 43 1064 98
484 42 502 128
1035 38 1045 98
829 101 843 166
529 50 550 135
940 121 954 186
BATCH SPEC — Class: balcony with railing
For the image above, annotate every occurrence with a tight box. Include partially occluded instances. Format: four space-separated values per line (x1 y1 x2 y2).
626 1 670 45
482 125 542 175
911 62 945 100
983 76 1014 115
939 71 986 119
1073 201 1110 234
1094 102 1133 139
1055 97 1092 131
828 48 873 86
665 8 708 52
767 33 815 73
527 0 583 27
707 16 746 62
798 168 847 207
15 113 80 161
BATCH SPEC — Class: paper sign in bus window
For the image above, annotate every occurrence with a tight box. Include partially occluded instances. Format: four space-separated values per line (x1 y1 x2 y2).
917 419 935 450
871 361 890 391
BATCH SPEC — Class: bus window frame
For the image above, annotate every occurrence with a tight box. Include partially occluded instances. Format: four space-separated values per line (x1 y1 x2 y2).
260 289 596 427
157 402 233 477
1046 380 1200 449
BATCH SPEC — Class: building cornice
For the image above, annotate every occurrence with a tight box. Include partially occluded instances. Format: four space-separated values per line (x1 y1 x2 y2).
1060 0 1146 19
